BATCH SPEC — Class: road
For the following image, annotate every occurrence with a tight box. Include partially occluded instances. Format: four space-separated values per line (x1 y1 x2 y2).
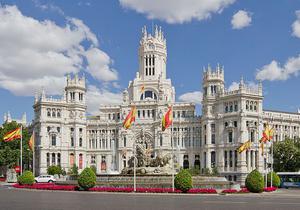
0 185 300 210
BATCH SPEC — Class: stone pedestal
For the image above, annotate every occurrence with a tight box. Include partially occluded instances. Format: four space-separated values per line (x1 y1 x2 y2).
6 169 17 183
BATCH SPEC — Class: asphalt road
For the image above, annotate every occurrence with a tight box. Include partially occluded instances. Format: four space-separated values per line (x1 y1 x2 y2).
0 186 300 210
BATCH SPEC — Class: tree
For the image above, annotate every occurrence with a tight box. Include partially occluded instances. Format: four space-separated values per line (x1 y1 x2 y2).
267 172 281 187
18 170 34 185
47 165 62 176
0 122 32 174
273 139 300 172
174 169 193 193
245 169 264 193
78 167 96 190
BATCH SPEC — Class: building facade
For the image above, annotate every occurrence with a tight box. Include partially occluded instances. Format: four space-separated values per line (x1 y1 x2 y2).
33 26 300 183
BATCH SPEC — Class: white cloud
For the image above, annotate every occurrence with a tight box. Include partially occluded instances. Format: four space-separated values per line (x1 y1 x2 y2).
119 0 236 24
231 10 252 29
292 10 300 38
256 55 300 81
0 5 117 96
228 81 258 91
86 85 122 115
178 91 203 105
228 82 239 91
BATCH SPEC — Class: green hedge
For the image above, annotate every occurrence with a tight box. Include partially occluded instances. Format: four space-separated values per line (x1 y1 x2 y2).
47 165 62 176
175 169 192 193
17 171 35 185
245 169 264 193
267 172 281 187
78 167 96 190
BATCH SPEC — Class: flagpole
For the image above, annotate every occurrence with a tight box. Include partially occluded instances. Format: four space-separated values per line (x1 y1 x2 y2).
171 106 174 192
20 125 23 175
270 134 274 188
33 131 35 176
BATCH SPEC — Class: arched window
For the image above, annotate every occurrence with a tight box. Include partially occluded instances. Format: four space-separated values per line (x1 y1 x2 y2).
70 153 74 167
57 109 61 118
145 90 153 99
47 109 51 117
79 154 83 169
52 109 56 117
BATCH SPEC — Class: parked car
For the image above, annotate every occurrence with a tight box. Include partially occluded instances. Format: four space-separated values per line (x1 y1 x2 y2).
35 175 56 183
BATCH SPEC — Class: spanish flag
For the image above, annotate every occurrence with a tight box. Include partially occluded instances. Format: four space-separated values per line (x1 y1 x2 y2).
123 106 137 129
29 133 34 151
237 140 251 153
262 124 274 142
162 106 173 131
3 127 21 142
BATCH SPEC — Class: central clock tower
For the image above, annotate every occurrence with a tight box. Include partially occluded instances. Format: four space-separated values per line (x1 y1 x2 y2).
138 25 167 81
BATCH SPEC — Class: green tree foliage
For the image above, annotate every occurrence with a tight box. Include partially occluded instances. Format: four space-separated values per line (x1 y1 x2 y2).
47 165 62 176
90 165 97 175
0 122 32 170
267 172 281 187
17 170 34 185
78 167 96 190
68 164 79 179
273 139 300 172
174 169 193 193
245 169 264 193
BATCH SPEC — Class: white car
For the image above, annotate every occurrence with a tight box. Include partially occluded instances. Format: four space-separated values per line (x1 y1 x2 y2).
35 175 56 183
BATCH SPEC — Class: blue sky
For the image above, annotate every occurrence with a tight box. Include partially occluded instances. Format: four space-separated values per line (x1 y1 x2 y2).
0 0 299 123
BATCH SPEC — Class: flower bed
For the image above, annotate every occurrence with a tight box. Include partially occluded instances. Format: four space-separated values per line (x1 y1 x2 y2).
238 188 250 193
263 187 277 192
188 188 217 194
13 183 76 191
221 189 238 194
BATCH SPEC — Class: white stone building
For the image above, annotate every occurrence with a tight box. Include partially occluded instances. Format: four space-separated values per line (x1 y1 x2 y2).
33 26 300 183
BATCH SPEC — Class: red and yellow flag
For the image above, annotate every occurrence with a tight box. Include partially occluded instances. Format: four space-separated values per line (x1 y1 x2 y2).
3 127 21 142
140 84 145 93
260 124 274 143
237 140 251 153
123 106 137 129
162 106 173 131
29 133 34 151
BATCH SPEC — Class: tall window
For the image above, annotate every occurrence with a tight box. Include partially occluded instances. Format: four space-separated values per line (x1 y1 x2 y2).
79 138 83 147
71 137 74 147
57 153 61 166
123 136 127 147
70 153 74 167
79 154 83 169
91 155 96 164
52 153 55 165
228 131 233 143
47 109 51 117
211 134 215 144
229 151 233 167
51 135 56 146
250 130 255 142
224 151 228 168
211 151 216 168
47 153 50 167
160 134 163 146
